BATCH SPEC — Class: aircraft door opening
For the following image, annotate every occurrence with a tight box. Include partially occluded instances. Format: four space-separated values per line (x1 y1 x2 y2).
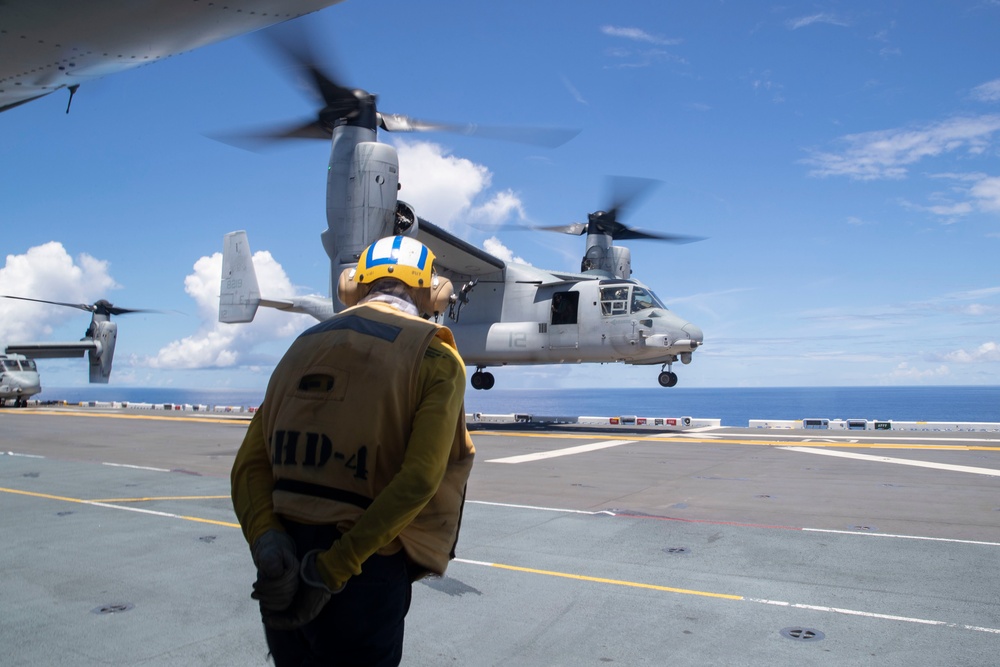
549 291 579 352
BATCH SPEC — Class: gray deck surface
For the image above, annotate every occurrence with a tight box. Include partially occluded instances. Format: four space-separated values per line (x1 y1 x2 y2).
2 406 998 666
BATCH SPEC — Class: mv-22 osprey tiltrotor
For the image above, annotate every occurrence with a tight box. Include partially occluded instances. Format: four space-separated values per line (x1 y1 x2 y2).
218 25 704 389
2 295 155 405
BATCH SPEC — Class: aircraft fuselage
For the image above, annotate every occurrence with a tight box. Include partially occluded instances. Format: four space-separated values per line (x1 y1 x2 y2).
445 263 703 368
0 0 346 112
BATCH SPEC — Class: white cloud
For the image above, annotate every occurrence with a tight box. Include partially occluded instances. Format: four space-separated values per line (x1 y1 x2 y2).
393 139 526 233
942 342 1000 363
971 78 1000 103
945 286 1000 300
0 242 119 342
600 26 685 69
473 190 526 226
803 115 1000 180
142 251 313 370
786 14 849 30
955 303 1000 316
601 25 681 46
885 362 951 380
482 236 529 265
899 197 963 223
970 175 1000 212
911 172 1000 220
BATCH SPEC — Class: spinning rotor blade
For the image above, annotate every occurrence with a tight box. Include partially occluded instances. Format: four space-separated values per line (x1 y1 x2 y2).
610 227 704 243
209 21 371 148
2 295 158 317
217 21 579 149
603 176 660 227
92 299 159 317
263 21 363 122
2 294 95 313
591 176 704 243
378 114 579 147
531 176 706 244
534 223 588 236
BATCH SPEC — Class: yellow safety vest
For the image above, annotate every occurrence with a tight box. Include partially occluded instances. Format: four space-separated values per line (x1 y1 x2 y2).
261 303 474 575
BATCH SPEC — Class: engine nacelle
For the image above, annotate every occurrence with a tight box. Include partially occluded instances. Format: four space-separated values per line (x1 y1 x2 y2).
581 240 631 279
610 246 632 280
88 320 117 384
322 131 400 272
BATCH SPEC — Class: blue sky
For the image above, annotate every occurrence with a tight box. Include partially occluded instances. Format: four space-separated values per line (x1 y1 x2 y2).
2 0 1000 392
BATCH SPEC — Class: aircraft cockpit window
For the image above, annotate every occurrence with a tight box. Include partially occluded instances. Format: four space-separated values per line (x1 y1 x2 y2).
22 359 37 371
630 287 662 313
1 359 17 371
600 286 630 316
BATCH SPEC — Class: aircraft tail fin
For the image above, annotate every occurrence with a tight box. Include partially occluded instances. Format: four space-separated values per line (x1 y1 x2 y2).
219 230 261 323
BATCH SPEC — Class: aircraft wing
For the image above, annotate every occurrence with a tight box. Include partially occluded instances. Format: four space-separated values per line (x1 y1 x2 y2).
415 218 506 278
5 341 96 359
0 0 346 113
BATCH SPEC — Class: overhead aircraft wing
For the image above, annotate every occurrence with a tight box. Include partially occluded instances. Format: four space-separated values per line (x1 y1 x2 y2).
5 341 97 359
415 219 506 278
0 0 346 113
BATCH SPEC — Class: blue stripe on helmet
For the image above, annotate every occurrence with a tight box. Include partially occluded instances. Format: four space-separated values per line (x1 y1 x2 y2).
364 237 399 268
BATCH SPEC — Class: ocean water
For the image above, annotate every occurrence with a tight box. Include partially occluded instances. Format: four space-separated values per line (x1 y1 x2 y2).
39 385 1000 427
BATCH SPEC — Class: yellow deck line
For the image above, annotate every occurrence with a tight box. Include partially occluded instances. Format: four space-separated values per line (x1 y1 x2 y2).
478 560 743 600
1 486 241 528
3 409 249 425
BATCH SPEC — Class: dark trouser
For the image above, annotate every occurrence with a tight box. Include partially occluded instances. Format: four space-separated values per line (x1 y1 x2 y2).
265 520 412 667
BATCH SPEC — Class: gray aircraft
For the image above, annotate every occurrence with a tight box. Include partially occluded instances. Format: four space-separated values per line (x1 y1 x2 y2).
0 0 345 113
0 353 40 407
217 35 704 389
2 295 154 391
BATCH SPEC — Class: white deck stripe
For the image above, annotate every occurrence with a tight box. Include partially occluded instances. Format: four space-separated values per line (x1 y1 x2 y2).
802 528 1000 547
779 446 1000 476
453 559 1000 634
486 439 637 464
102 462 172 472
467 500 615 516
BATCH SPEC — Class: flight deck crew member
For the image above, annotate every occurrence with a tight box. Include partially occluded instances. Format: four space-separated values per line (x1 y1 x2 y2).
231 235 475 667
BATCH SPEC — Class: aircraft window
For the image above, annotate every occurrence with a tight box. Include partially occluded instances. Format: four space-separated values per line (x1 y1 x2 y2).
550 291 579 326
22 359 37 371
630 287 658 313
600 286 630 316
1 360 16 371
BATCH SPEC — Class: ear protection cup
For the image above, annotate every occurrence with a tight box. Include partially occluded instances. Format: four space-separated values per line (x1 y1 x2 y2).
414 274 454 318
337 268 366 308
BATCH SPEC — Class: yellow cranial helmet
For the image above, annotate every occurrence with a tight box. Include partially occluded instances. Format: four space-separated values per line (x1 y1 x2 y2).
354 236 435 288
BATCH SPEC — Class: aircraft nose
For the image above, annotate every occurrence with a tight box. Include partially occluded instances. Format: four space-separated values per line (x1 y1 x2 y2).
683 322 704 345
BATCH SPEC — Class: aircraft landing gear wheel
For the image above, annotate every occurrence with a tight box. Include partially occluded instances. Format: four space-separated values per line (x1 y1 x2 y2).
658 371 678 388
471 371 496 390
